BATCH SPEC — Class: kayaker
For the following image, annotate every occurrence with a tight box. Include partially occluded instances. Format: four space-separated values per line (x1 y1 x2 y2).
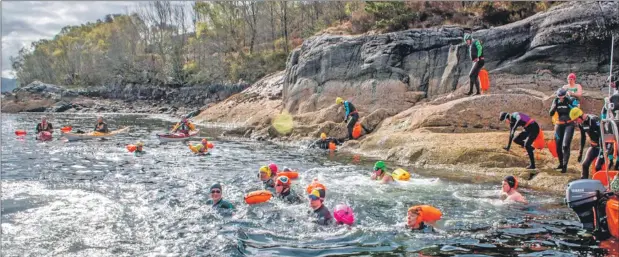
35 116 53 133
206 183 234 210
309 133 343 150
94 116 109 133
549 88 579 173
336 97 359 140
259 166 276 193
133 141 145 156
274 176 302 204
308 188 333 225
500 176 528 204
172 116 195 135
562 73 583 103
499 112 540 169
372 161 395 184
464 33 484 96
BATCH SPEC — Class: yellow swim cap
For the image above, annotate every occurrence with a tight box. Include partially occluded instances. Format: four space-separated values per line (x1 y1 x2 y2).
320 133 327 139
336 97 344 104
259 166 271 177
570 107 583 121
136 141 144 146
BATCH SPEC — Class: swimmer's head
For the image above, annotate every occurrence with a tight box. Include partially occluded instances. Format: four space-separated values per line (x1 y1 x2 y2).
502 175 518 192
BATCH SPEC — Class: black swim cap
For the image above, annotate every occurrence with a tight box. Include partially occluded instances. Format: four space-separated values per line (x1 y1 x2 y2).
499 112 509 122
504 176 518 189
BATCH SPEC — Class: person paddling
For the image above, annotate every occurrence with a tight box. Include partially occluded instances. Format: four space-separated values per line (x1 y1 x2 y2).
36 116 53 134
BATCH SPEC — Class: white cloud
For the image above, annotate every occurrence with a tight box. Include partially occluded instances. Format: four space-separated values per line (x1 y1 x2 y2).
1 1 139 78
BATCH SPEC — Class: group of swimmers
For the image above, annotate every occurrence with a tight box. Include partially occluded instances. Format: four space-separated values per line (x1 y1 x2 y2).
500 74 619 179
205 160 528 230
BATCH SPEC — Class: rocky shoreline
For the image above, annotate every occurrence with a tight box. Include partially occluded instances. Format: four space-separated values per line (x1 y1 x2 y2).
194 2 618 194
1 80 249 116
3 2 618 194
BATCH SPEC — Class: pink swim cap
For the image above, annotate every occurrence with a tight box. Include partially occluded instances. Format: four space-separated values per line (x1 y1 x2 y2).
333 204 355 225
268 163 278 176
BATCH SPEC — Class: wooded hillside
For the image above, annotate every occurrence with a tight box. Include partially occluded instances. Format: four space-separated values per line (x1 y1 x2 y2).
11 1 556 88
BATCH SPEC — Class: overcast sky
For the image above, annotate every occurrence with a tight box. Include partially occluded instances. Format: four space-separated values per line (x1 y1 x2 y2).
1 1 140 78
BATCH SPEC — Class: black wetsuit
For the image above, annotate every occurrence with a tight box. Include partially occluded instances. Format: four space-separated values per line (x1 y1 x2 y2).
467 39 485 95
309 138 342 149
94 122 109 133
549 96 579 172
313 205 333 225
36 122 53 133
344 101 359 140
505 112 539 169
278 188 302 204
578 115 603 179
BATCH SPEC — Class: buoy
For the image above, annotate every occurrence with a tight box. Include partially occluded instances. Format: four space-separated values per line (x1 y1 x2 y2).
409 205 442 227
479 69 490 93
127 145 137 152
244 190 272 204
61 126 72 133
328 142 336 151
551 113 559 125
547 139 558 158
592 170 618 187
352 123 362 139
15 130 26 136
606 198 619 238
207 142 214 149
532 130 545 150
333 204 355 225
306 179 327 194
278 171 299 180
391 168 411 181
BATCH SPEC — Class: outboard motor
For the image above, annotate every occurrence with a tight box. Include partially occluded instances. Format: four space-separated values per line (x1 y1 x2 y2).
565 179 613 239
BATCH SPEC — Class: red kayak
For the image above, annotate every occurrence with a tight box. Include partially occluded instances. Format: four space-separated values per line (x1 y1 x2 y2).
37 131 52 141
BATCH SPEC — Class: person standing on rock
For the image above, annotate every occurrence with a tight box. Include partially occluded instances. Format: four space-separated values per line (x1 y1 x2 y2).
464 33 484 96
549 88 579 173
570 107 603 179
336 97 359 140
562 73 583 104
499 112 540 170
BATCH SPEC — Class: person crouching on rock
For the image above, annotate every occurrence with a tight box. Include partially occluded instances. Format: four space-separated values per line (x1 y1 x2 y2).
569 107 604 179
336 97 359 140
500 176 527 204
94 116 109 133
372 161 395 184
464 33 484 96
499 112 540 170
36 116 53 134
549 88 579 173
309 133 343 150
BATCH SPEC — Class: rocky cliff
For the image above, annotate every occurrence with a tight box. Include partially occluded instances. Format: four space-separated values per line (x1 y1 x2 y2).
195 2 619 192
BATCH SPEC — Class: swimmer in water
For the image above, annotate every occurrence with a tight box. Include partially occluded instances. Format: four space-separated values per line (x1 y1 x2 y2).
371 161 395 184
308 188 333 225
500 175 528 204
406 206 439 233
